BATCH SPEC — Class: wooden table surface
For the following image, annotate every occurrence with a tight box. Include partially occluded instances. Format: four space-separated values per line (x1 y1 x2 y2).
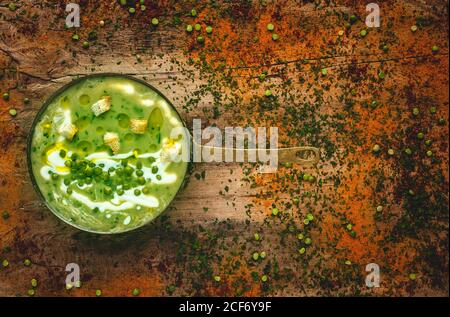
0 0 448 296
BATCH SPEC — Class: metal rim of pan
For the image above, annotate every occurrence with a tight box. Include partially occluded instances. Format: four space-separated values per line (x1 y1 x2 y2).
27 73 192 234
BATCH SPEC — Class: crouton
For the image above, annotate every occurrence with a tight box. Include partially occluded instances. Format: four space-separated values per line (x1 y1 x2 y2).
130 119 148 134
103 132 120 154
58 123 78 141
161 138 182 162
91 96 111 116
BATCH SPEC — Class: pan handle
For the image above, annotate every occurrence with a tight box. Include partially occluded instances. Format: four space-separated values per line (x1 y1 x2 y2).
276 146 320 165
193 143 320 166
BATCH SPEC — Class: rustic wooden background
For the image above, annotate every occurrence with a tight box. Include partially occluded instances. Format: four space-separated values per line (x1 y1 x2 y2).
0 0 448 296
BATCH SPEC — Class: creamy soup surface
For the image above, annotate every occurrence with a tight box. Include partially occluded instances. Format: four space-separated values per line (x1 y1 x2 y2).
30 76 188 233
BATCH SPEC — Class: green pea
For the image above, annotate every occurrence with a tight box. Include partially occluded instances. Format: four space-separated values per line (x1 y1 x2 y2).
191 9 197 17
31 278 38 287
432 45 439 53
405 148 412 155
156 175 162 180
117 189 125 196
264 89 272 97
272 208 279 216
186 24 193 32
254 233 260 241
2 211 10 220
260 251 266 258
95 289 102 296
412 107 420 116
24 259 31 266
151 18 159 26
272 33 279 41
104 187 112 195
429 106 437 114
28 289 35 296
349 15 357 24
136 170 144 177
206 26 213 34
261 275 268 282
93 167 102 176
125 166 134 175
297 233 304 240
214 275 221 282
137 177 146 185
142 187 149 194
9 108 17 117
194 23 201 31
378 71 385 79
151 166 159 174
426 150 433 157
129 7 136 14
197 36 204 43
267 23 274 31
307 214 314 221
72 34 79 41
321 68 328 76
85 167 93 177
67 188 73 195
134 189 141 196
252 252 259 261
132 288 141 296
425 140 432 146
299 247 306 254
411 25 418 32
360 29 367 37
51 173 59 181
3 92 10 101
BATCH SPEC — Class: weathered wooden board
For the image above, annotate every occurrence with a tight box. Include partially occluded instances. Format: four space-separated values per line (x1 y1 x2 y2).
0 0 448 296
